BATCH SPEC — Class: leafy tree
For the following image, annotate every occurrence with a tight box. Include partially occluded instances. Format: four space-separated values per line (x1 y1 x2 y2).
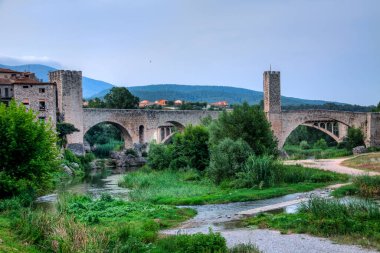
373 102 380 112
56 122 79 147
299 140 310 150
104 87 139 109
207 138 252 184
346 127 365 149
0 100 59 198
170 125 210 171
209 102 278 156
87 97 106 108
147 143 173 170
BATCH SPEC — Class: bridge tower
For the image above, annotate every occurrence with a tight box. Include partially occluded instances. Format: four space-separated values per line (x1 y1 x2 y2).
263 71 281 113
49 70 84 154
263 70 283 147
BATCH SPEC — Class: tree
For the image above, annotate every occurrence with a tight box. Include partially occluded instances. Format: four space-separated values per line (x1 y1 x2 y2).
87 97 106 108
56 122 79 147
104 87 139 109
207 138 252 184
346 127 364 149
373 102 380 112
170 125 210 171
0 100 59 198
209 102 278 156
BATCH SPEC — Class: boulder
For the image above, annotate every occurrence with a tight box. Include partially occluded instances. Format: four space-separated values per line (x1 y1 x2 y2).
352 146 367 155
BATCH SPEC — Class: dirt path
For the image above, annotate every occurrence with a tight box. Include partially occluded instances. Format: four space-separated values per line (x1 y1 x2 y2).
284 157 380 176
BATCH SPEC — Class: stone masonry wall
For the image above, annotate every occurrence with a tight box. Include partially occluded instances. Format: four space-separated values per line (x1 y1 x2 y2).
13 83 57 126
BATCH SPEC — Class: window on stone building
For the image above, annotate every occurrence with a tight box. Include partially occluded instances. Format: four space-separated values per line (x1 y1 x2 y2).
22 98 29 108
39 100 46 111
5 88 9 97
23 85 29 89
39 88 45 93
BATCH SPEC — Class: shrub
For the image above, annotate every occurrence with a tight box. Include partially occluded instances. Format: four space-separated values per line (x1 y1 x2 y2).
207 138 253 184
155 231 227 253
353 175 380 197
147 143 173 170
93 140 124 158
346 127 364 149
299 140 310 150
234 155 280 188
0 100 59 198
229 243 262 253
170 125 210 171
125 148 138 157
313 139 328 150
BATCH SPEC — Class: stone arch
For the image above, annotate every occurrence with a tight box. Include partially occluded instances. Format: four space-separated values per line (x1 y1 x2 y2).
301 123 340 143
280 115 350 148
84 121 133 148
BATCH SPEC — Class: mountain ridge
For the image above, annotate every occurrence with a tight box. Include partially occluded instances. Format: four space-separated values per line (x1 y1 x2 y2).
0 63 343 105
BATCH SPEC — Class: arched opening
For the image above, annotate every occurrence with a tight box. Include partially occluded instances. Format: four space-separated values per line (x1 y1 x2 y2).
283 122 348 159
84 121 133 157
139 125 145 144
157 121 185 144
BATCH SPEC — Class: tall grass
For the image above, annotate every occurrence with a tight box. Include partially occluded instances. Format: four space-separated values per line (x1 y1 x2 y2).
120 169 216 203
247 197 380 249
353 175 380 197
93 140 124 158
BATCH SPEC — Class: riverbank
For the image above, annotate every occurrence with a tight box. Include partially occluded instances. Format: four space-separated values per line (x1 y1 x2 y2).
119 165 348 205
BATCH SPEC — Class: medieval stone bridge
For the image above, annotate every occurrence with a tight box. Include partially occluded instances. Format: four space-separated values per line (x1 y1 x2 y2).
83 108 219 148
264 71 380 148
52 70 380 153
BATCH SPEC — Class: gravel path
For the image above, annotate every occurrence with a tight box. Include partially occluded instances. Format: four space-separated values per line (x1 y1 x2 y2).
284 157 380 176
221 229 378 253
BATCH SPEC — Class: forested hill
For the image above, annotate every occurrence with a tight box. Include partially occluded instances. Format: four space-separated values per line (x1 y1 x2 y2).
0 63 348 106
92 84 338 106
0 64 114 98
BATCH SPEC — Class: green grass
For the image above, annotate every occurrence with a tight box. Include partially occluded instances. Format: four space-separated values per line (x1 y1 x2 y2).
342 152 380 172
284 145 351 160
332 175 380 198
0 215 40 253
120 166 348 205
245 197 380 250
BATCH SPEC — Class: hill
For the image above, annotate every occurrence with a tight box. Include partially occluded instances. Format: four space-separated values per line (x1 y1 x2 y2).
92 84 337 106
0 63 342 106
0 64 114 98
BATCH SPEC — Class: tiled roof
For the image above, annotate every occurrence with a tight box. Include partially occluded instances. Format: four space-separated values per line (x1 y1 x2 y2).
0 68 21 74
12 77 41 84
0 78 13 84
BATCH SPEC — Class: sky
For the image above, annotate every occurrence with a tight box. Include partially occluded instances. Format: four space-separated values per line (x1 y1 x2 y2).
0 0 379 105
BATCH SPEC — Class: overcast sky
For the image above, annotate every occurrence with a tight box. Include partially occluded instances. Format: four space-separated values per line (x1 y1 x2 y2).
0 0 379 105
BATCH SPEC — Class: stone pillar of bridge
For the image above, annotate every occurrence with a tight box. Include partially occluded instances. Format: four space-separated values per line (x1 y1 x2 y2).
263 70 283 147
366 113 380 147
49 70 84 155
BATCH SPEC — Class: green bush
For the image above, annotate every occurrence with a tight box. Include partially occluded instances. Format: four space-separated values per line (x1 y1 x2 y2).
207 138 253 184
234 155 280 188
299 140 310 150
0 100 59 198
313 139 328 150
353 175 380 197
346 127 364 149
125 148 138 157
155 231 227 253
170 125 210 171
148 143 173 170
93 140 124 158
229 243 262 253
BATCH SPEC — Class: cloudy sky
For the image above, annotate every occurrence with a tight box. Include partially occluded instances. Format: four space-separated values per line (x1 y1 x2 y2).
0 0 379 105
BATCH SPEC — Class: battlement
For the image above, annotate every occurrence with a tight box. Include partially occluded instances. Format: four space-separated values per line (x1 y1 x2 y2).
263 71 280 75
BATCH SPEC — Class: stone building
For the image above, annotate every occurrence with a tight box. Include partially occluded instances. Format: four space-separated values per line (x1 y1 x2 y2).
0 68 57 125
